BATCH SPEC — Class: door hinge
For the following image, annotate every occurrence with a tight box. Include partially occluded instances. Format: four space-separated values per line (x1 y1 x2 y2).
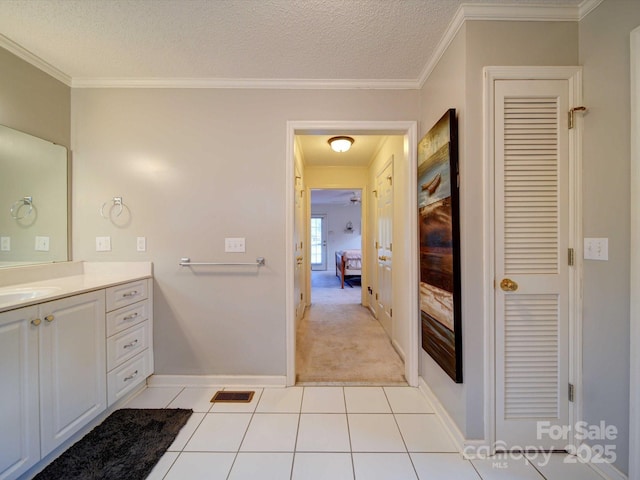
390 308 393 317
387 175 393 186
375 241 379 249
375 293 379 300
300 293 303 301
568 106 587 129
373 189 378 198
389 243 392 252
568 383 575 402
568 248 575 266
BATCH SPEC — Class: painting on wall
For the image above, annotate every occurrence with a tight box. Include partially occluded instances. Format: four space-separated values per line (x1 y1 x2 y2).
418 108 462 383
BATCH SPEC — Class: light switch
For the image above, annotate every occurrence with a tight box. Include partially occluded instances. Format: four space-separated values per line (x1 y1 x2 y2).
0 236 9 251
136 236 146 252
96 236 111 252
225 237 246 253
35 236 50 251
584 237 608 261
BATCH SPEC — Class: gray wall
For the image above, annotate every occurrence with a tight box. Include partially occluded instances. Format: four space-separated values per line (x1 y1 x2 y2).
0 48 70 146
419 19 578 440
579 0 640 473
71 88 419 376
311 202 362 269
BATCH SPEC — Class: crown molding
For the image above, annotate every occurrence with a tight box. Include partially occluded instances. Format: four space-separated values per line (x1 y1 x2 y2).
0 34 71 86
71 76 420 89
578 0 604 20
417 2 588 88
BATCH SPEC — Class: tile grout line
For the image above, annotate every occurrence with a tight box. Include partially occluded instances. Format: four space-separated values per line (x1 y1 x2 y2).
383 386 420 479
289 387 306 480
343 386 357 480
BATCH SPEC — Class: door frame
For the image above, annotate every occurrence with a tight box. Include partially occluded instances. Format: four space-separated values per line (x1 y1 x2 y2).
285 120 418 387
630 25 640 480
483 66 583 450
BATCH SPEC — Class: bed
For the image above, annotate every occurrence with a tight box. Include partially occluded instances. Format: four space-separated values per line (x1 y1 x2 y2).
335 249 362 288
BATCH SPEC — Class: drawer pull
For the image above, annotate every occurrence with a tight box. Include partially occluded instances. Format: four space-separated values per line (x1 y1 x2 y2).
123 312 139 321
44 315 54 323
124 370 139 382
122 290 138 298
123 339 139 349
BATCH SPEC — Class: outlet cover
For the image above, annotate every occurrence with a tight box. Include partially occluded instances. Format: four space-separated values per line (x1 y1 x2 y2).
96 236 111 252
0 236 9 251
225 237 246 253
35 236 50 251
136 236 146 252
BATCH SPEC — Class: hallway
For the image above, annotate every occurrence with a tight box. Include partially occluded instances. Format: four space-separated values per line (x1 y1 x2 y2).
295 271 405 384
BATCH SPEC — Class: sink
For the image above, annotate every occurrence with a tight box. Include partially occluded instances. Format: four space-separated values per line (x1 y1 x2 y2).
0 286 62 305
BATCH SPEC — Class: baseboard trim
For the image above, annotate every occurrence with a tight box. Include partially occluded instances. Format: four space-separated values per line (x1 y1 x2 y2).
392 339 406 362
583 448 628 480
147 374 287 388
418 377 471 452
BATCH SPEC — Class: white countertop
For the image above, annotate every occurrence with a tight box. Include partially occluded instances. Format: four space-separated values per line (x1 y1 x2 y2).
0 262 152 313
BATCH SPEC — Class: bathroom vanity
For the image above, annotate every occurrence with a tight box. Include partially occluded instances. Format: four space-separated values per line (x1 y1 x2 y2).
0 262 153 480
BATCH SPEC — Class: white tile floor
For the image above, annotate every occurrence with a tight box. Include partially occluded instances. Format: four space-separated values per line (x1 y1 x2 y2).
132 385 607 480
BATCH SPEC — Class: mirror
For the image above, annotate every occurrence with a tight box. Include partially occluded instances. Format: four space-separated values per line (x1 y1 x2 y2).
0 124 68 267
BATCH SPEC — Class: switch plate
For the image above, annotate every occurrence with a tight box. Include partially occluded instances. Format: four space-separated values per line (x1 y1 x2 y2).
225 237 246 253
35 236 50 251
136 236 146 252
0 236 9 251
96 236 111 252
584 237 608 261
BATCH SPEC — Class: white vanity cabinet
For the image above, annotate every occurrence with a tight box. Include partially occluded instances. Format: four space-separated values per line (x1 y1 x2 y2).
0 290 105 480
0 306 40 480
106 279 153 405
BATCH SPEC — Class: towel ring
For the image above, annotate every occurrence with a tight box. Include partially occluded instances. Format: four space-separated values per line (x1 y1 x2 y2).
10 196 33 220
100 196 125 219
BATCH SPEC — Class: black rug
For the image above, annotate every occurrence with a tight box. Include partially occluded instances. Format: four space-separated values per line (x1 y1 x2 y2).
34 408 192 480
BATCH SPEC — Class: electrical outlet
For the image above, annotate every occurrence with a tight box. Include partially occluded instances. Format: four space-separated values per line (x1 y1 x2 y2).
35 236 50 251
584 237 608 261
0 236 10 251
96 236 111 252
225 237 246 253
136 236 146 252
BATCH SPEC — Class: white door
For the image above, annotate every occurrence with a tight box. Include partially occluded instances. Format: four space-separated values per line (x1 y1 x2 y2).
310 214 327 271
39 291 106 457
376 161 393 337
494 79 571 448
0 306 40 480
294 170 306 322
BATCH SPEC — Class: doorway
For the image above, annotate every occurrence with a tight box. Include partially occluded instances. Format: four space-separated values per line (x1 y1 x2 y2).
310 214 327 271
285 121 419 387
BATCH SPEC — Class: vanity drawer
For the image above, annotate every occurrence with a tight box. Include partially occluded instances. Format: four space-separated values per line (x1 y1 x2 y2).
107 321 149 371
106 279 148 312
106 300 148 336
107 350 150 406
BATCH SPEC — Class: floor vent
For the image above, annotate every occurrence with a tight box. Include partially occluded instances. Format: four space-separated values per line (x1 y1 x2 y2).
210 391 255 403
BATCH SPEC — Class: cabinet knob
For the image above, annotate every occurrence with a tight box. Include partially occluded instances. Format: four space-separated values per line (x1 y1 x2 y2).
44 315 55 322
31 318 41 326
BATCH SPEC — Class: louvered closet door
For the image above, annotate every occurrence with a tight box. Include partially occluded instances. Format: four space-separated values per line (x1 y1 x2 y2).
494 79 570 449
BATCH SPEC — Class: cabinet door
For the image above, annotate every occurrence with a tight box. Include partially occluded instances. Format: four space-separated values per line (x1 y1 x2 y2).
39 291 106 457
0 306 40 480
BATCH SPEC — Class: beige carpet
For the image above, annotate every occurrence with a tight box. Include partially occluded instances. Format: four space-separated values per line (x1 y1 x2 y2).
296 271 406 385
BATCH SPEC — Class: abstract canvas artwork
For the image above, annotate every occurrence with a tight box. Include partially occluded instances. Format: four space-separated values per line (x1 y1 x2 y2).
418 109 462 383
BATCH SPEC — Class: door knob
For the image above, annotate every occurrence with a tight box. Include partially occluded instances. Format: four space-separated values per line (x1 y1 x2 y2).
500 278 518 292
31 318 41 326
379 255 387 261
44 314 55 322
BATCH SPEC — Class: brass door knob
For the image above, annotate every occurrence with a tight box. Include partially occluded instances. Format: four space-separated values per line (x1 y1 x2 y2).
500 278 518 292
44 314 55 322
379 255 387 261
31 318 41 326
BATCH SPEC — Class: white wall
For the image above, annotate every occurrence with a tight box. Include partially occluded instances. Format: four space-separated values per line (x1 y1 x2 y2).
71 88 419 376
579 1 640 474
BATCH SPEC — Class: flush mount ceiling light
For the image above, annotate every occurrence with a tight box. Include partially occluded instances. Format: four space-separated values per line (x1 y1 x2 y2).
328 136 354 153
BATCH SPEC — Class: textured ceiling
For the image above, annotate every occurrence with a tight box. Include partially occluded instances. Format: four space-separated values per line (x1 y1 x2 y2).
0 0 583 84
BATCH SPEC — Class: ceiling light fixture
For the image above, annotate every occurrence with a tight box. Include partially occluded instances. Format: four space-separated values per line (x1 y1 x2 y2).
328 136 354 153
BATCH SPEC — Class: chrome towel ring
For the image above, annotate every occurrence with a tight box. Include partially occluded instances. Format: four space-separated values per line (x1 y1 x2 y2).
10 196 33 220
100 196 126 219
